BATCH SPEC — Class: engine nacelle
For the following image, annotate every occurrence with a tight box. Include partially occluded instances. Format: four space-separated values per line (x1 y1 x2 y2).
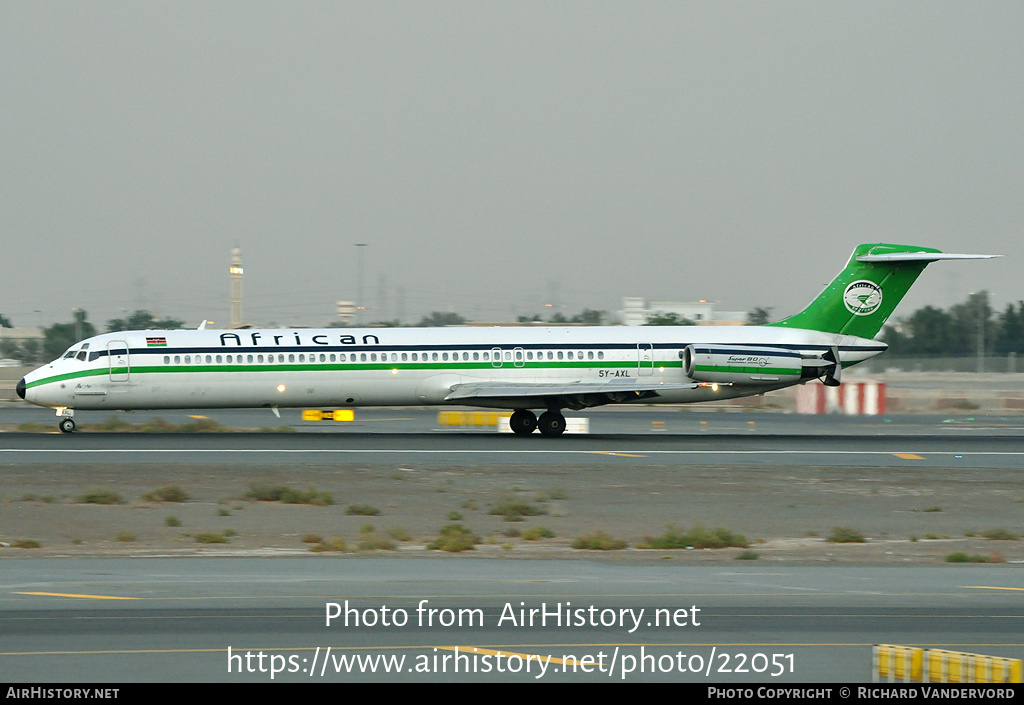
682 345 804 385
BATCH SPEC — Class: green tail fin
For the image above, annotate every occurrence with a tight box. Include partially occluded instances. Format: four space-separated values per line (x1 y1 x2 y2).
770 243 947 338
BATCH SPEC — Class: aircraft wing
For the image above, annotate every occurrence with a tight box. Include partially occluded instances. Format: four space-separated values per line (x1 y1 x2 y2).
445 379 701 405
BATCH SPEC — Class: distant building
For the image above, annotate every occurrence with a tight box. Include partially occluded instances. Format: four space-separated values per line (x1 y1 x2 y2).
617 297 748 326
0 327 44 364
336 301 355 326
0 327 44 345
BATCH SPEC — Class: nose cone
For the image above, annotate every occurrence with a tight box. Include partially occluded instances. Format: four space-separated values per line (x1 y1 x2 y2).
16 378 26 400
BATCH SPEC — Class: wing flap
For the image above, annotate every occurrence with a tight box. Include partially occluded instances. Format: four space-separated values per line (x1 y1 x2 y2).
445 380 700 402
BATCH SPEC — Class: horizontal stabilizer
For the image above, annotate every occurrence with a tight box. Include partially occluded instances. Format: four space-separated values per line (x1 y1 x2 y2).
857 252 1000 263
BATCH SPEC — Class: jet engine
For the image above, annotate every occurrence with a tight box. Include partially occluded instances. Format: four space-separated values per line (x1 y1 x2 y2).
681 345 804 385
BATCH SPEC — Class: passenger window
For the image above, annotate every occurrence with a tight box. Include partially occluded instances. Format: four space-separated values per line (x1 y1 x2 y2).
164 356 170 364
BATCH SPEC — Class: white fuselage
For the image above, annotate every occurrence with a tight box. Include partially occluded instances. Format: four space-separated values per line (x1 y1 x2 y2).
21 325 885 413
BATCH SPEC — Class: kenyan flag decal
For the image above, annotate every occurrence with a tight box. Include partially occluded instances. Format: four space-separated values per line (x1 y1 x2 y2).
146 337 167 347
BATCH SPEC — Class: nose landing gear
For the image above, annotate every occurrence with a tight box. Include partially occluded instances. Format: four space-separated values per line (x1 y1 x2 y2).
56 408 76 433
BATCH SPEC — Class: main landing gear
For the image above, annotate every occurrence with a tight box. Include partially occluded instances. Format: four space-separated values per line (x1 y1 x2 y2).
509 409 566 437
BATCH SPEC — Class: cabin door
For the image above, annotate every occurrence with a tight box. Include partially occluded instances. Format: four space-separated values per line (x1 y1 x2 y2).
637 343 654 376
107 341 130 382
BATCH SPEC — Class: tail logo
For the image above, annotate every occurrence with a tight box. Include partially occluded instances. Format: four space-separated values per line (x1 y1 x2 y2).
843 280 883 316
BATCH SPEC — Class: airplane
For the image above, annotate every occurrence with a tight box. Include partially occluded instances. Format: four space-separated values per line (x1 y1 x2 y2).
17 243 998 435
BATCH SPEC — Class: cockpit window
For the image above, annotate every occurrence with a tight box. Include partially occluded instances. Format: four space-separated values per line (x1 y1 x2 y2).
63 350 77 359
76 351 87 361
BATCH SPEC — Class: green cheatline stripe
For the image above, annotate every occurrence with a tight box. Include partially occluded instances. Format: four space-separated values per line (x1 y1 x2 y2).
693 365 801 376
25 360 681 389
25 369 107 388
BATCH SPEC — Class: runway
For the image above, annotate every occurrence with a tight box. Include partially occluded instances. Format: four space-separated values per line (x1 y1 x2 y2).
1 408 1022 683
0 559 1022 683
3 407 1024 469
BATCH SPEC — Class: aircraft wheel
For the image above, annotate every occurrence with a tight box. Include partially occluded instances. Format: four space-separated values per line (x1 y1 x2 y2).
537 411 566 437
509 409 537 435
58 418 76 434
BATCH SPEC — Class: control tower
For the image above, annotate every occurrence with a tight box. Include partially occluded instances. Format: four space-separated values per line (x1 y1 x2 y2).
229 247 243 327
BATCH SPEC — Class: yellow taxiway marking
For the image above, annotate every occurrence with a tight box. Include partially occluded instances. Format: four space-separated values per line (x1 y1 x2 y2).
963 586 1024 592
188 415 208 419
893 453 924 460
15 592 138 601
590 452 646 458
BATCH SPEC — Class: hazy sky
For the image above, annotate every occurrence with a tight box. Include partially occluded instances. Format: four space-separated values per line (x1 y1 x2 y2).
2 2 1021 330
